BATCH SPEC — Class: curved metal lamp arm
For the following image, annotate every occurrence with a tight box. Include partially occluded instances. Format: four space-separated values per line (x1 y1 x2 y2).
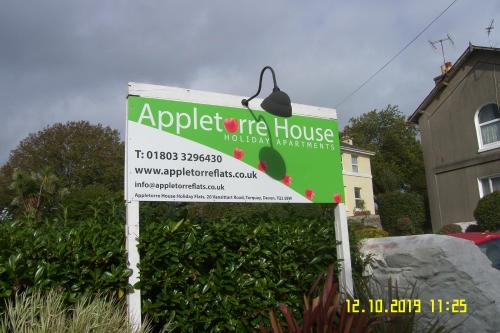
242 66 279 107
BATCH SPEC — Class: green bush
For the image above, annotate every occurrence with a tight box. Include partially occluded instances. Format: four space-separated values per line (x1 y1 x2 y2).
438 223 462 235
465 224 483 232
378 192 425 235
61 184 115 221
0 202 129 304
354 228 389 240
474 191 500 231
139 217 338 331
0 200 346 332
186 202 330 223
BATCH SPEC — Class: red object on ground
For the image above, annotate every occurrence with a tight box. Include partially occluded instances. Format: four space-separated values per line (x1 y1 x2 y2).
305 189 314 200
448 232 500 245
233 148 244 160
333 193 342 203
258 161 268 172
282 175 292 186
224 118 238 133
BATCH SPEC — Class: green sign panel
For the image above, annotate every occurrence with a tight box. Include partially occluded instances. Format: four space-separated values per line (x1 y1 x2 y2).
126 85 344 203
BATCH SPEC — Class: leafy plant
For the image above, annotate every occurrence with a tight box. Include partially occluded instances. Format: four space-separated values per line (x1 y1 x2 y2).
0 199 129 303
355 228 389 240
473 191 500 231
355 277 462 333
0 199 347 332
259 265 384 333
465 224 483 232
378 192 425 235
0 290 154 333
0 121 124 212
438 224 462 235
261 266 461 333
139 216 340 331
342 105 425 196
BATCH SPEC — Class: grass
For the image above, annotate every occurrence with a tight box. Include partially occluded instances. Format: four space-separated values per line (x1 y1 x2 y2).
0 290 160 333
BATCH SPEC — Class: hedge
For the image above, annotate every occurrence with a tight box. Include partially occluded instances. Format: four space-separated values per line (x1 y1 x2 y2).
0 201 344 332
377 192 425 235
0 218 130 303
138 216 338 331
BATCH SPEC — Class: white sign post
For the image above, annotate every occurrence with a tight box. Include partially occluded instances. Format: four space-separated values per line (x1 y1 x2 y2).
124 82 353 330
334 203 353 296
125 201 141 331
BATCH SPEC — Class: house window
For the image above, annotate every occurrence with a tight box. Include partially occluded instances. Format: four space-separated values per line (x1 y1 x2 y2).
479 175 500 197
476 103 500 150
351 155 358 173
354 187 364 209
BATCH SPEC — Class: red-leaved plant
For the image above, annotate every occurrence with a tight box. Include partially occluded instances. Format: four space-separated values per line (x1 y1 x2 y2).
259 265 384 333
259 265 461 333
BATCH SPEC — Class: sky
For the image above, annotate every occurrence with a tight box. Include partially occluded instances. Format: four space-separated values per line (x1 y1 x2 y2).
0 0 499 163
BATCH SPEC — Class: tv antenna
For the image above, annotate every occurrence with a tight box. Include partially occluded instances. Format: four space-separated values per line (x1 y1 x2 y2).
486 19 495 46
429 33 455 65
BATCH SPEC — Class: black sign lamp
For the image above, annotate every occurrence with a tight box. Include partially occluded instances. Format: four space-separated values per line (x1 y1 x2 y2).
241 66 292 117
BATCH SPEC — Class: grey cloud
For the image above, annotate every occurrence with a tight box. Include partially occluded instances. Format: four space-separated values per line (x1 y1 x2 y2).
1 0 499 163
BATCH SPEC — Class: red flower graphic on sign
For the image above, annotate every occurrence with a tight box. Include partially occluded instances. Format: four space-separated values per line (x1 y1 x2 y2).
305 189 314 200
224 118 238 133
282 175 292 186
333 193 342 203
258 161 268 172
233 148 244 160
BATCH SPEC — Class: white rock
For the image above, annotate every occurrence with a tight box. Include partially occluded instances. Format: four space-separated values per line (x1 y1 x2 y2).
360 234 500 333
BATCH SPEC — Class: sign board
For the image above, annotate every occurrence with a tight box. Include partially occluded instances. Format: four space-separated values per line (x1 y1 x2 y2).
124 82 352 331
126 83 344 203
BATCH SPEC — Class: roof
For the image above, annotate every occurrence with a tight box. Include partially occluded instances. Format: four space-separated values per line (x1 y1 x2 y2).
409 44 500 123
448 232 500 245
340 142 375 156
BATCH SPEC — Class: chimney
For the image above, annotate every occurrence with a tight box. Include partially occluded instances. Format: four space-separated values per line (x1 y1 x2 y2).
440 61 453 74
433 62 453 85
342 137 353 145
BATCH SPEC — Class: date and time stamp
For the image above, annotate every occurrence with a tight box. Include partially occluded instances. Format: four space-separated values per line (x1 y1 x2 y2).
346 299 467 314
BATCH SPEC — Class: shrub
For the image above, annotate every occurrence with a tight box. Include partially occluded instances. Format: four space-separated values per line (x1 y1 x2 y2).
395 216 414 235
465 224 483 232
139 217 339 331
260 265 382 332
378 192 425 235
474 191 500 231
0 290 154 333
61 184 115 221
438 223 462 235
355 228 389 240
260 266 459 333
0 204 129 304
0 200 347 332
186 202 330 223
0 166 364 332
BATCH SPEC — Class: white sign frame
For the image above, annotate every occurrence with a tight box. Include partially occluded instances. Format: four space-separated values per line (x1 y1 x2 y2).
125 82 353 331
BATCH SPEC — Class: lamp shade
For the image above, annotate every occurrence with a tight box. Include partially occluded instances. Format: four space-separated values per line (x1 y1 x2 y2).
260 88 292 118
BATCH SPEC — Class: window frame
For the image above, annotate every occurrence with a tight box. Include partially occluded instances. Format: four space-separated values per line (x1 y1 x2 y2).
354 187 363 210
475 103 500 152
351 155 359 173
478 174 500 198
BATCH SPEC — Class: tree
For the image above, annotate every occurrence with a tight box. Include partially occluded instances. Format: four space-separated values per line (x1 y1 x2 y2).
0 121 124 212
9 168 67 220
342 105 426 196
